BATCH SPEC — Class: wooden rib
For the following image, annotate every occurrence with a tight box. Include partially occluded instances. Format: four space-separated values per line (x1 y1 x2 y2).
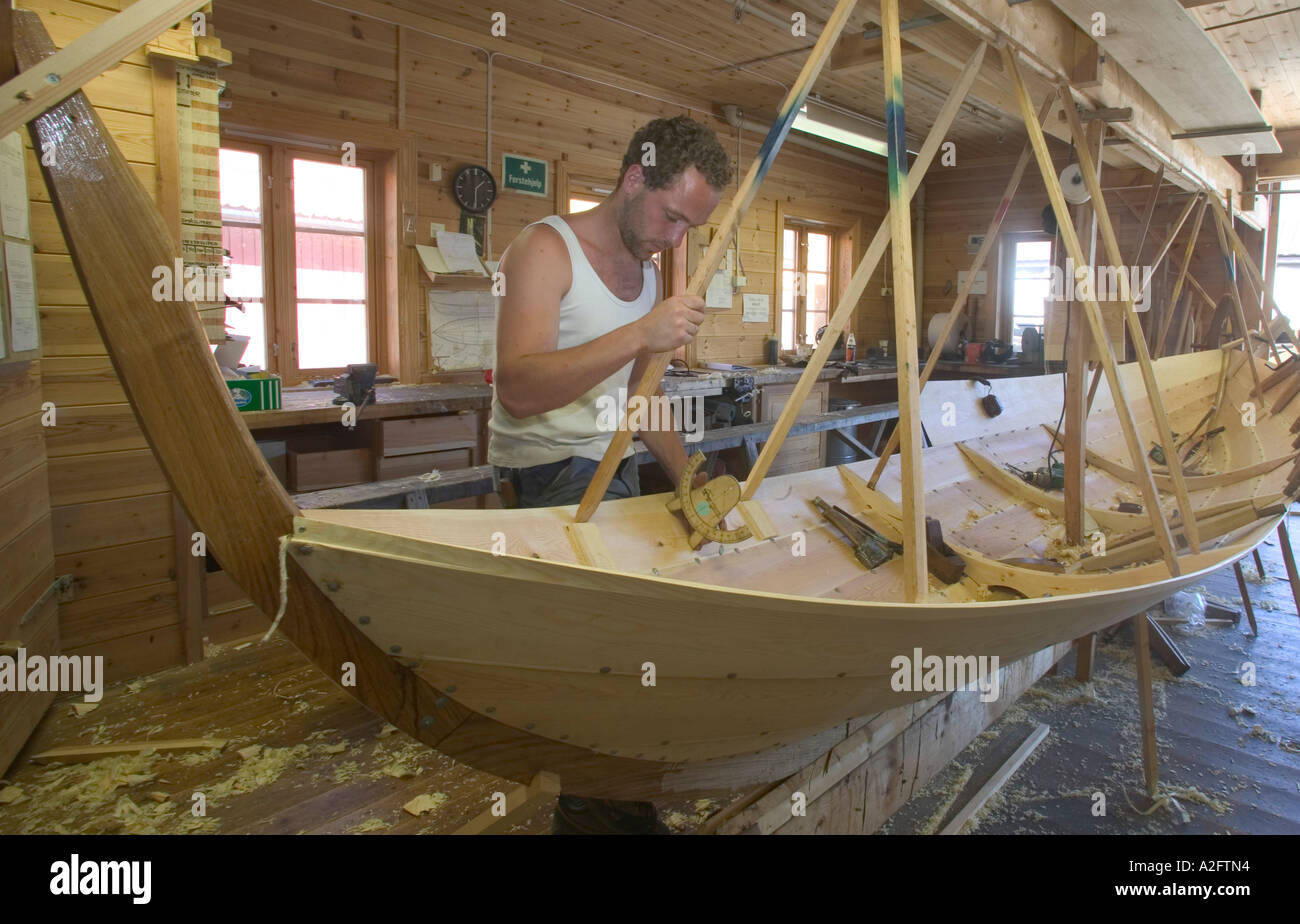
866 88 1054 491
1080 501 1285 571
1155 195 1208 357
880 0 925 602
0 0 210 139
1057 86 1201 554
576 0 863 523
1043 424 1298 492
1207 191 1297 346
1210 197 1269 397
1003 47 1179 574
746 39 989 501
954 441 1149 532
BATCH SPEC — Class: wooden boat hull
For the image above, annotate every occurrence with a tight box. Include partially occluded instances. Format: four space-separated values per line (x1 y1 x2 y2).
291 348 1298 771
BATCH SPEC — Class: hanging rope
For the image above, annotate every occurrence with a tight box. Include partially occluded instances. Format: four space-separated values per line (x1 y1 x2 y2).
262 534 291 643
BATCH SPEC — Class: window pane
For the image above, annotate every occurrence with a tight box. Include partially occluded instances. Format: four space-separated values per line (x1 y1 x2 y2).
569 197 600 213
807 231 830 272
807 271 828 310
225 301 266 370
1011 239 1053 351
219 148 262 222
220 148 266 368
781 311 795 350
297 303 368 369
783 229 797 269
293 158 368 368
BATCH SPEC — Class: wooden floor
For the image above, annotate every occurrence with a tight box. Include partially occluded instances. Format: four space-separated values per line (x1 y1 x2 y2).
884 521 1300 835
1 524 1296 835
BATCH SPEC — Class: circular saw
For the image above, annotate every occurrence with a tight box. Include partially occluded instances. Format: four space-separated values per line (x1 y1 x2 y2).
665 451 752 549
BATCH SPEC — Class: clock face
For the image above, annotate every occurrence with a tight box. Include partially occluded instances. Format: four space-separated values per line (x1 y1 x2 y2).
453 165 497 213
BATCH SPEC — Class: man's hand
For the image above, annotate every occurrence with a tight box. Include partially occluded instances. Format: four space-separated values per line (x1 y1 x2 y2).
637 294 706 353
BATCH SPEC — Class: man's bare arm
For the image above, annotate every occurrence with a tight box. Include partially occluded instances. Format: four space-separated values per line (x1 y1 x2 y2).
494 225 706 419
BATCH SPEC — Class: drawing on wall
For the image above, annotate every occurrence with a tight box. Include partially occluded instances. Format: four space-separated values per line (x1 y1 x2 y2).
428 290 496 371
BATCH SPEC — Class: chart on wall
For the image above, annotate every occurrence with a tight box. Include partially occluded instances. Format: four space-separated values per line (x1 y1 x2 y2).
428 290 496 371
176 62 227 342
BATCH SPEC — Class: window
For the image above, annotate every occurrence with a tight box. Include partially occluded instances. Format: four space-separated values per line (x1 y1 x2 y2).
1002 236 1054 351
1273 178 1300 330
568 196 600 214
219 141 380 382
781 225 832 349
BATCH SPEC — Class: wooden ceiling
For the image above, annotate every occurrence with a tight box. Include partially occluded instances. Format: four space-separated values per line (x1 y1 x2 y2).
1189 0 1300 132
381 0 1033 160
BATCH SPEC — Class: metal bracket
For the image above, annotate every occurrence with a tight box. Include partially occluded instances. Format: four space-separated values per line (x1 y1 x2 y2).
20 574 74 626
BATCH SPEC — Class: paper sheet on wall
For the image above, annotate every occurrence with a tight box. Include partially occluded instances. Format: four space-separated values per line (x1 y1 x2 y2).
0 132 30 240
434 231 488 275
5 240 39 353
742 293 770 323
705 270 733 309
429 289 496 371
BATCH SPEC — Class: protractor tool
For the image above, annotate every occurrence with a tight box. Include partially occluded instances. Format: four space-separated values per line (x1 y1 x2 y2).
665 451 752 550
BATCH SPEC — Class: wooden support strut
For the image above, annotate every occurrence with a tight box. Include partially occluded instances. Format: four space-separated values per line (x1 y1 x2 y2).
1002 46 1180 576
1154 195 1208 357
1057 87 1201 554
1209 198 1269 398
1207 192 1288 366
879 0 926 601
574 0 863 523
865 88 1056 491
740 41 988 509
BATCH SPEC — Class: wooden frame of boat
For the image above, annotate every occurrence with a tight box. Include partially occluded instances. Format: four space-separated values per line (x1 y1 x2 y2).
15 3 1300 801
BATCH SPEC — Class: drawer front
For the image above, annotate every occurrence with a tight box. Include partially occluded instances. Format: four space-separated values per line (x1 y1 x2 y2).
376 448 473 480
381 413 478 457
288 448 374 492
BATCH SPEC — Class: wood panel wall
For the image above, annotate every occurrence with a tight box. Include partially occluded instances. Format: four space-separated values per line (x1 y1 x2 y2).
19 0 187 684
920 148 1245 353
216 0 889 372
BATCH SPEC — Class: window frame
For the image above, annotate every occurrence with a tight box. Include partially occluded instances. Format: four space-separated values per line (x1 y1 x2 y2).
998 230 1055 348
219 138 384 384
780 219 838 350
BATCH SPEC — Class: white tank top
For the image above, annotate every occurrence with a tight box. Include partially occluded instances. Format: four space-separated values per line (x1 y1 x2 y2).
488 215 658 467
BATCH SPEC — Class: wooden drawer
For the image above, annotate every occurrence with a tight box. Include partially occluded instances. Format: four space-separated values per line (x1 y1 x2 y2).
375 448 473 480
380 413 478 457
288 448 374 492
759 382 828 475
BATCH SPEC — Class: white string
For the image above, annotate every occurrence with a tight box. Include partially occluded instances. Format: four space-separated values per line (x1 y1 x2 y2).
262 534 291 643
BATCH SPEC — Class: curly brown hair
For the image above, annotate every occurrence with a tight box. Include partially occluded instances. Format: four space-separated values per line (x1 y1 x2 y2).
618 116 733 191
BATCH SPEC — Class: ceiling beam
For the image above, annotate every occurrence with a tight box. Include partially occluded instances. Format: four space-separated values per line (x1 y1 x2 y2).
904 0 1245 208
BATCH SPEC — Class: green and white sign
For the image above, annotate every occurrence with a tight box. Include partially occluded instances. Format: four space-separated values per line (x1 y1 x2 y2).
502 153 548 198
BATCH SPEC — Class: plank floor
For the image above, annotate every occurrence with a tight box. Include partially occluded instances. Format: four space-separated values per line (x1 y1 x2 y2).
1 525 1296 835
883 520 1300 835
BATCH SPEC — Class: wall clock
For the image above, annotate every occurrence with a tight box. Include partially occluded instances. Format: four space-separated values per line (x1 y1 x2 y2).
453 164 497 214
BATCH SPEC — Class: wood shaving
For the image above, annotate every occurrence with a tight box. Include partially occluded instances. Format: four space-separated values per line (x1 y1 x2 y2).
71 702 99 717
403 792 448 816
0 785 26 806
347 817 392 833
